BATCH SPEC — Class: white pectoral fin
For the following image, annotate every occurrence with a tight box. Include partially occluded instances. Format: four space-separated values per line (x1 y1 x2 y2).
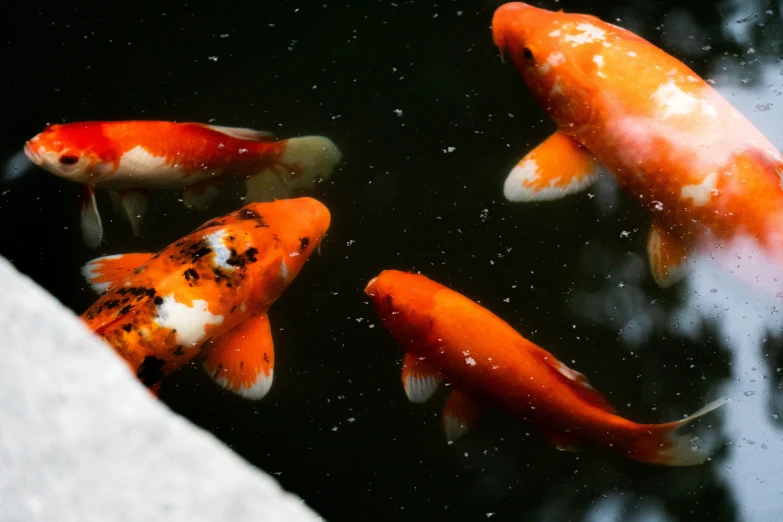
202 314 275 400
80 185 103 249
401 352 443 403
647 221 689 287
442 389 482 443
81 253 155 293
504 131 600 202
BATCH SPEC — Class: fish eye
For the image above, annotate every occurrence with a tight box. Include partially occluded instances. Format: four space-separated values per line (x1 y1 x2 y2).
59 154 79 165
522 48 534 62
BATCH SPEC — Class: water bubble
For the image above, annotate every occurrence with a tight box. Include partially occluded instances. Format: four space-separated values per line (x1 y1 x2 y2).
650 200 664 211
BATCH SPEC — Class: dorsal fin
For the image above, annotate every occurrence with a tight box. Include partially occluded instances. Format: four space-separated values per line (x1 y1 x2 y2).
527 344 615 413
201 124 277 142
81 253 155 293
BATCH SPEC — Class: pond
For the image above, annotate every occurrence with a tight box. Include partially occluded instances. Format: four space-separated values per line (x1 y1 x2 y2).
3 1 783 520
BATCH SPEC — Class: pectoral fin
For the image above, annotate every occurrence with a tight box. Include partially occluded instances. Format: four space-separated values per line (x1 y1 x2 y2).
183 181 221 210
442 390 482 442
402 352 443 403
80 185 103 249
81 253 155 293
202 313 274 400
647 221 689 287
109 189 149 236
503 132 600 202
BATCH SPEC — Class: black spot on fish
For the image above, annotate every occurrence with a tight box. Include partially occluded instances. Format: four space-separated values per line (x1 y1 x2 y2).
173 345 185 356
105 299 120 310
240 361 244 369
239 208 257 219
246 247 258 263
122 323 132 332
263 352 270 364
154 296 163 305
119 305 131 315
190 246 212 262
137 356 166 388
184 268 200 281
299 237 309 250
212 363 223 379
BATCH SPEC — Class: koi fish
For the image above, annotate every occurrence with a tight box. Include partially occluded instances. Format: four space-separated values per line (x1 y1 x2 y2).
24 121 341 248
80 197 330 398
492 3 783 288
365 270 726 466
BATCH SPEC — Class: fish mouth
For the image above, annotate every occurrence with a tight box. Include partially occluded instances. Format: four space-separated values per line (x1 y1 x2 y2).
23 143 42 166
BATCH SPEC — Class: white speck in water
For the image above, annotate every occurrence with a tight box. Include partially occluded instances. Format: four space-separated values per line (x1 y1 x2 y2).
393 109 403 117
466 357 477 366
207 56 218 62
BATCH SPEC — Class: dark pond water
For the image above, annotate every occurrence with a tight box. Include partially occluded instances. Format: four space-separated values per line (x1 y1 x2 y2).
3 0 783 520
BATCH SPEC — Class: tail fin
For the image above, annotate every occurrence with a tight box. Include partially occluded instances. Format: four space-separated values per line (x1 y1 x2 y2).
631 397 728 466
245 136 341 202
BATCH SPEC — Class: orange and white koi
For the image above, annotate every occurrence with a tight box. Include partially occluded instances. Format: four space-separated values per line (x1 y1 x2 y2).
24 121 341 248
492 3 783 287
80 197 330 398
365 270 726 466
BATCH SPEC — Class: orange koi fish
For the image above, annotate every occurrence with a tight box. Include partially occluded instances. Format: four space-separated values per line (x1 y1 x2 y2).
492 3 783 287
80 197 330 398
24 121 341 248
365 270 726 466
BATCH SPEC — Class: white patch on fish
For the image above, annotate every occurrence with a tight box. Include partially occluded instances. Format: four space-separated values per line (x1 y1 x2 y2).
118 146 171 174
155 296 224 346
204 229 233 270
593 55 606 78
651 79 700 118
547 52 566 66
563 23 606 46
681 172 718 206
627 51 637 57
538 62 551 75
549 29 561 37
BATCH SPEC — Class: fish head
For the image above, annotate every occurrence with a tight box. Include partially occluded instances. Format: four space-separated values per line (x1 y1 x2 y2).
24 122 114 182
231 197 331 281
492 2 609 127
364 270 438 350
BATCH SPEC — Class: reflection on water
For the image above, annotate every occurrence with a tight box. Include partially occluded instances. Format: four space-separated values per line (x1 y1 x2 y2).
573 46 783 520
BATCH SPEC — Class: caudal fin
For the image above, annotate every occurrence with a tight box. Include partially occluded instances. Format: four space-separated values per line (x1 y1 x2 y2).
245 136 341 202
631 397 728 466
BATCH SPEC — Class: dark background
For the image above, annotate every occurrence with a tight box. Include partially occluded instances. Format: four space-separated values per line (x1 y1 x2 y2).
3 0 783 520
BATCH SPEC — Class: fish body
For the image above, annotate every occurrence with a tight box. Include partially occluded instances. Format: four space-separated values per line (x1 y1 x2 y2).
492 3 783 287
365 270 725 466
80 197 330 398
24 121 341 248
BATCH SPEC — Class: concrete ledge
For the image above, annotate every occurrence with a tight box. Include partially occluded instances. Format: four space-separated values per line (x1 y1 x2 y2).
0 256 323 522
